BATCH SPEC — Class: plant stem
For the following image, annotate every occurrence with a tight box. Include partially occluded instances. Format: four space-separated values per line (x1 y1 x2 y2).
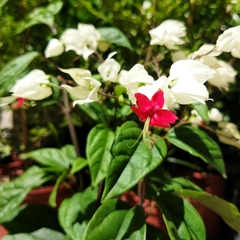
62 89 81 157
138 177 147 206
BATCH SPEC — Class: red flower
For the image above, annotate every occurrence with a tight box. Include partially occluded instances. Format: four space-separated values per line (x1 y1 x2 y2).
11 98 25 109
131 90 178 128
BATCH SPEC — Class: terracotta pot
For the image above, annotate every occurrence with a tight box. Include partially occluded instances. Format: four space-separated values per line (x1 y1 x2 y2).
22 179 75 207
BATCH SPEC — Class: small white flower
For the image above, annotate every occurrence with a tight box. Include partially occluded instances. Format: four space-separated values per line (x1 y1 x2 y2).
119 64 154 103
200 56 237 91
215 26 240 58
44 38 64 58
170 74 209 104
189 44 221 59
168 59 214 85
149 19 186 50
208 108 223 122
59 68 101 106
98 52 121 82
60 23 101 60
11 69 52 100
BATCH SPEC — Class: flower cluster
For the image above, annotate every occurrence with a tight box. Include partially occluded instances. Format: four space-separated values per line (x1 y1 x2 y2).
1 19 240 146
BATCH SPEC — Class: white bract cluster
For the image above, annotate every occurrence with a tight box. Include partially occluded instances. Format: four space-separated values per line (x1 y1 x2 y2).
10 69 52 100
149 19 186 50
2 20 240 116
216 26 240 58
44 23 101 60
60 68 101 106
119 59 214 111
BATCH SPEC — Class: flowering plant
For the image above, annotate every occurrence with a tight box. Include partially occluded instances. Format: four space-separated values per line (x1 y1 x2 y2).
1 1 240 239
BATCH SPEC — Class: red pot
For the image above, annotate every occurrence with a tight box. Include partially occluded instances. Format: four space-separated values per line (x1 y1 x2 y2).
22 179 75 207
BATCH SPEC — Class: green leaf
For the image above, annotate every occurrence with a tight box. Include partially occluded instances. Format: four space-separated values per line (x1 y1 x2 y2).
0 0 9 8
0 51 39 96
58 186 98 240
87 124 115 186
156 193 206 240
70 157 88 175
0 166 51 223
101 121 167 202
15 1 63 34
60 144 77 165
83 199 146 240
97 27 133 50
20 147 71 172
162 177 203 193
175 189 240 233
190 102 209 125
2 228 66 240
79 102 106 122
166 125 226 178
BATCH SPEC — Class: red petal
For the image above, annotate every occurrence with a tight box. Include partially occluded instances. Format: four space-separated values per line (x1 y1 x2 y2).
151 90 164 108
11 98 25 109
150 109 178 128
135 93 153 114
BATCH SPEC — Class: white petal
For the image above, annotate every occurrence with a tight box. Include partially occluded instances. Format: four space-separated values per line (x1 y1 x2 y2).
44 38 64 58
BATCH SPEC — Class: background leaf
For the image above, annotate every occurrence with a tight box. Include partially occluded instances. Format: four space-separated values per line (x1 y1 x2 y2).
166 125 226 177
175 189 240 233
15 1 63 34
97 27 133 50
0 51 39 96
0 166 51 223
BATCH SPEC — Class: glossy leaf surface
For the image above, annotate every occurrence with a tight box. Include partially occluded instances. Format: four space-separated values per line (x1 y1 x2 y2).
102 121 167 202
176 189 240 233
166 125 226 177
87 124 115 186
83 199 146 240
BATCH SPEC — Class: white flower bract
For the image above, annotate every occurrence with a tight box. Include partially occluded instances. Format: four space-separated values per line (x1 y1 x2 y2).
10 69 52 100
149 19 186 50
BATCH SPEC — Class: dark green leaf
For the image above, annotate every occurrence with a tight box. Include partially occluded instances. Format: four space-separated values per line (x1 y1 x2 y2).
156 193 206 240
87 124 115 186
83 199 146 240
58 186 98 240
102 121 167 202
166 125 226 177
0 51 39 96
15 1 63 34
175 189 240 233
97 27 133 50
